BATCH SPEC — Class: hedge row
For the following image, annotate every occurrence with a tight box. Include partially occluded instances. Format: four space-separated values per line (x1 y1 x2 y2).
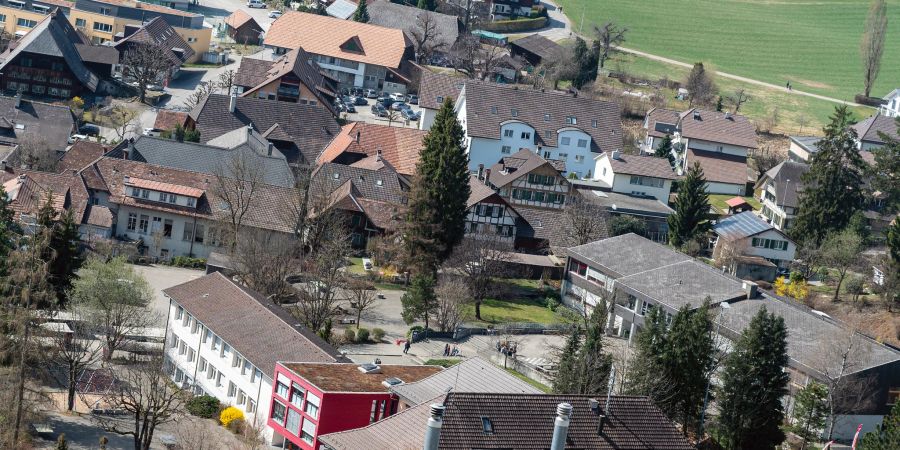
481 17 548 33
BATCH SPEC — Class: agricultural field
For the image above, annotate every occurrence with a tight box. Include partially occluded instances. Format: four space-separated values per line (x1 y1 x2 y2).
556 0 900 102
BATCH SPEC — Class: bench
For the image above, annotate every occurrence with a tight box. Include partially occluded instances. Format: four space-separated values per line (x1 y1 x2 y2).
339 318 357 325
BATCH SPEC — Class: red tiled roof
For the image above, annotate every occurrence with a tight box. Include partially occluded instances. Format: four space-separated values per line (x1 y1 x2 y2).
125 176 204 197
686 148 749 185
58 140 107 172
85 205 113 228
153 110 190 131
318 122 426 176
224 9 255 29
725 196 749 208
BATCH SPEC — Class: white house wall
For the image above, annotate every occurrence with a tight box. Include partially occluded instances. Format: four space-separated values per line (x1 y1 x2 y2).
742 229 796 264
611 174 671 202
686 138 749 158
114 206 222 259
419 108 437 130
705 181 745 196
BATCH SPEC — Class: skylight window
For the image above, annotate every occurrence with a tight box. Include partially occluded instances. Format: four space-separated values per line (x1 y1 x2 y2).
481 417 494 434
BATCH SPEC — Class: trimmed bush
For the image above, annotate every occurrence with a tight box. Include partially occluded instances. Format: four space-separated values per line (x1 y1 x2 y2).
343 328 356 343
170 256 207 268
371 328 386 342
481 17 547 33
406 325 424 339
220 406 244 427
186 395 220 418
356 328 370 343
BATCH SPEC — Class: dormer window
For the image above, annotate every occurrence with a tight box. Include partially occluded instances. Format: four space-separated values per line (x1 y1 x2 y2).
376 179 383 186
565 116 577 125
436 96 444 103
339 36 365 54
511 109 519 117
141 189 149 199
333 172 340 179
131 187 140 197
544 114 550 122
491 106 498 114
186 198 196 207
481 417 494 434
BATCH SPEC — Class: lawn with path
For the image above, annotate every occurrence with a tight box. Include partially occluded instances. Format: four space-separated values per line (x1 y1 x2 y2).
557 0 900 102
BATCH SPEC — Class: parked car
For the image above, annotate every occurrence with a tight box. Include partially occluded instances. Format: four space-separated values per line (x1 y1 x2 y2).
67 134 89 144
408 94 418 105
79 124 100 136
371 103 388 117
400 108 419 121
391 101 407 111
351 96 368 106
344 103 356 113
143 127 163 137
247 0 265 8
389 92 406 102
365 89 378 98
377 96 395 108
268 10 282 18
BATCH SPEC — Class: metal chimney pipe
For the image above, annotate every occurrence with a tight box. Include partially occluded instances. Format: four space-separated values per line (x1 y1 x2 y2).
550 403 573 450
423 404 444 450
229 92 237 113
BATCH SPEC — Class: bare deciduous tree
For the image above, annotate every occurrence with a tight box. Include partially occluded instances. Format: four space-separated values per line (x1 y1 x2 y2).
797 115 811 135
860 0 887 98
726 88 750 113
17 135 58 172
46 302 103 412
212 151 264 250
592 22 627 71
821 230 863 302
749 144 782 181
173 417 228 450
93 357 184 450
444 236 510 320
812 326 877 440
232 228 299 301
217 69 236 95
344 278 377 329
555 194 610 248
291 219 351 333
409 11 446 64
122 43 171 103
433 278 469 332
184 81 214 110
714 237 750 275
684 62 717 108
451 36 505 80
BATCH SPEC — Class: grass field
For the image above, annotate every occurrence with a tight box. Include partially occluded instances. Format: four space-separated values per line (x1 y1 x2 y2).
557 0 900 101
463 297 571 325
708 194 762 214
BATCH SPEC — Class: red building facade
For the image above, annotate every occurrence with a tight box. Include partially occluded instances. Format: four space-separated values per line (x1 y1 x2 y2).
267 362 442 450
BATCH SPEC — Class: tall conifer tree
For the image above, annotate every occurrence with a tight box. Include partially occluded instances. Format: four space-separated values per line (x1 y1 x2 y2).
668 162 711 248
406 98 470 272
790 106 866 244
352 0 370 23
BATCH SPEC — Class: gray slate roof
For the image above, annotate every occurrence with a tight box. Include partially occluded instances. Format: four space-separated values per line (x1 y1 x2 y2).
851 113 899 144
714 210 773 240
0 95 75 151
318 397 437 450
462 82 623 154
0 9 100 91
309 161 406 204
615 260 749 311
577 189 674 217
758 160 809 209
389 357 542 405
191 94 341 165
567 233 691 278
721 295 900 377
367 0 459 51
110 134 296 187
509 34 564 62
789 135 822 155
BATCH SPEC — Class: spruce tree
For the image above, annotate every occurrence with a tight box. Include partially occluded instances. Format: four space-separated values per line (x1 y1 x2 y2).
352 0 370 23
666 300 715 436
0 182 18 273
791 381 828 445
400 274 435 330
405 98 470 272
48 211 81 305
552 327 582 394
417 0 436 11
571 37 598 89
717 307 790 450
623 306 671 401
667 162 711 248
654 134 676 166
790 106 866 245
859 402 900 450
871 116 899 211
887 218 900 264
574 302 613 395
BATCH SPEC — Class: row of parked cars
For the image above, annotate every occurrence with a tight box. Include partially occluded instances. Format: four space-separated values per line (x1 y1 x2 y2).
335 88 421 121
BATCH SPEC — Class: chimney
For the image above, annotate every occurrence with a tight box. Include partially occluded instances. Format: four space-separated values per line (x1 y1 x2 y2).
356 130 361 143
692 110 701 120
375 148 382 162
477 164 484 180
14 91 21 108
423 404 444 450
483 168 491 185
724 111 731 120
742 280 758 299
229 92 237 113
611 150 621 160
246 124 253 138
550 403 573 450
267 142 274 157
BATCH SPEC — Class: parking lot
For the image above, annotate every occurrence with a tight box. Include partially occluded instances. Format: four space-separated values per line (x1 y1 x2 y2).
339 94 424 129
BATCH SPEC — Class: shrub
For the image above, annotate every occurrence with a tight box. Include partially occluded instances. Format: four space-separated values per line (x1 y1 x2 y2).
226 417 245 434
546 298 560 312
220 406 244 428
406 325 424 339
343 328 356 343
356 327 370 343
186 395 220 418
371 328 385 342
481 17 547 33
170 256 207 268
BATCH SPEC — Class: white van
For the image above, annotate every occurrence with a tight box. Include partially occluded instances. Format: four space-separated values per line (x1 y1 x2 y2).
247 0 265 8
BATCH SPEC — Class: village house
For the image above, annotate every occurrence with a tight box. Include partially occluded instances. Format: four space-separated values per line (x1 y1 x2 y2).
317 122 427 180
455 82 623 177
319 392 694 450
643 107 757 195
466 172 520 244
264 12 413 93
233 48 339 115
573 186 673 242
151 109 193 134
365 0 460 59
223 9 263 46
712 211 797 281
754 160 809 231
190 93 341 167
266 362 442 450
488 0 536 20
112 17 194 87
0 9 119 100
851 113 899 151
880 88 900 117
0 0 210 60
416 70 465 130
0 93 76 155
592 150 677 202
163 273 347 445
787 135 822 163
509 33 564 68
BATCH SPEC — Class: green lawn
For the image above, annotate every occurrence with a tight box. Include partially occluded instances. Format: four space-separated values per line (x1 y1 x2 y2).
505 368 552 392
423 359 462 368
557 0 900 102
463 297 571 325
708 194 762 214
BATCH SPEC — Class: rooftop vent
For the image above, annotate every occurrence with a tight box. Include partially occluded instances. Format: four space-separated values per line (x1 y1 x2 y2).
358 363 381 374
382 377 403 388
693 110 701 120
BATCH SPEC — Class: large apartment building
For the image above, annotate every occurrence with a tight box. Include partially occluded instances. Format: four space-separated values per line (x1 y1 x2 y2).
0 0 210 61
163 273 347 444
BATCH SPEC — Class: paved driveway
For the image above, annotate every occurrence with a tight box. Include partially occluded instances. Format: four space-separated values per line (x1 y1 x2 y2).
131 264 205 326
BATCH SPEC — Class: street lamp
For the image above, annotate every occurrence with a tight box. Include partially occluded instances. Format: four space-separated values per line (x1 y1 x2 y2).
699 301 731 438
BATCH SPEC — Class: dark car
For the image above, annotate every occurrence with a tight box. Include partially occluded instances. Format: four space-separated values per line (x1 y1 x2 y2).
371 103 388 117
390 101 407 111
344 103 356 113
352 96 368 106
408 94 418 105
79 123 100 136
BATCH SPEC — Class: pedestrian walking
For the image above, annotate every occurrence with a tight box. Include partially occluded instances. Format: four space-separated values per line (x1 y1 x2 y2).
403 340 411 354
443 343 450 356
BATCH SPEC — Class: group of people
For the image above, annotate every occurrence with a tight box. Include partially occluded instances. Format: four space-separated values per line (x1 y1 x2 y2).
443 344 460 357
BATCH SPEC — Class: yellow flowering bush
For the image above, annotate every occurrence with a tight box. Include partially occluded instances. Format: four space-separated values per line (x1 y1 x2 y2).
219 406 244 427
774 276 809 301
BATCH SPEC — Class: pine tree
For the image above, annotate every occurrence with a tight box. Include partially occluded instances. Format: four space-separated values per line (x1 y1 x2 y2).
401 274 435 330
654 134 676 166
352 0 370 23
552 326 582 394
791 381 828 445
48 210 81 305
859 402 900 450
571 37 598 89
405 98 470 272
717 307 790 450
668 162 711 248
887 218 900 264
0 182 18 273
574 302 613 395
417 0 436 11
790 106 866 245
623 306 671 402
666 300 715 436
